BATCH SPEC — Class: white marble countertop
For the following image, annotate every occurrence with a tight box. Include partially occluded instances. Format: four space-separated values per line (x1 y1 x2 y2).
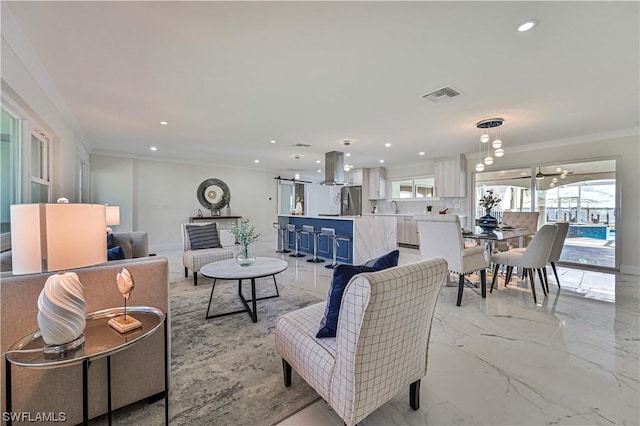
278 214 358 220
362 213 414 217
363 213 468 218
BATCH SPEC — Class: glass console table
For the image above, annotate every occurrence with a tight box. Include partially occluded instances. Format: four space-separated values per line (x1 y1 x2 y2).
5 306 168 426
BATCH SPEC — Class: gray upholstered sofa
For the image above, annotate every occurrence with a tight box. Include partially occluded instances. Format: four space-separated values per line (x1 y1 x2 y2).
112 231 150 258
0 256 170 424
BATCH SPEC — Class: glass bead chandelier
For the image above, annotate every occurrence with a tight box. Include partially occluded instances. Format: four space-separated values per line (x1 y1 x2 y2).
475 118 505 172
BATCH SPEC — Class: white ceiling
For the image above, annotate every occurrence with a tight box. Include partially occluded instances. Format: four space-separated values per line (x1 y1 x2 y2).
4 1 639 180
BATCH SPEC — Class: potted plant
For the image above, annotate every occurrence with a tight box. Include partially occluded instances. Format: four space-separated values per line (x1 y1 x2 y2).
229 218 261 266
426 205 433 212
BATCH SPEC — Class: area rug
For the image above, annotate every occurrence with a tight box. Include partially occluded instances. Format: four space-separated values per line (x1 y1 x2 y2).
101 272 322 425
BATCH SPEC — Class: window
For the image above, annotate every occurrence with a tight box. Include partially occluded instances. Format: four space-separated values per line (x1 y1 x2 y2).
0 107 21 251
390 177 434 199
30 131 50 203
474 159 618 270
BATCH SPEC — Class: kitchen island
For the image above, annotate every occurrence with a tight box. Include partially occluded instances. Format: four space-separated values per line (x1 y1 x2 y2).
277 215 397 264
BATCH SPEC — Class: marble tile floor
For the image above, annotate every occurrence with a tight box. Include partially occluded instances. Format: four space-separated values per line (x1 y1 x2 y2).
157 237 639 426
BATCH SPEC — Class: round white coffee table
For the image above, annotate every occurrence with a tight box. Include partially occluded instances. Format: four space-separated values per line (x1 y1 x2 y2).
200 257 288 323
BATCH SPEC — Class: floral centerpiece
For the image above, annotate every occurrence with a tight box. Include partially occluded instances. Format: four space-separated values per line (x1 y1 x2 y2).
478 190 501 232
229 218 261 266
478 189 502 214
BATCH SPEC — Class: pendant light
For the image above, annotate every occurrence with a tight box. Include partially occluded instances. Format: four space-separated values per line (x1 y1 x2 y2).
475 135 485 172
475 118 506 166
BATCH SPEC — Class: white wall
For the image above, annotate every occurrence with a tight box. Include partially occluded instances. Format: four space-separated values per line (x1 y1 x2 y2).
91 154 279 251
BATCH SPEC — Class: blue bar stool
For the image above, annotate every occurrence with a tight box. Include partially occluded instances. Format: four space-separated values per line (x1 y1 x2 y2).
323 229 350 269
273 223 291 254
304 225 325 263
288 224 306 258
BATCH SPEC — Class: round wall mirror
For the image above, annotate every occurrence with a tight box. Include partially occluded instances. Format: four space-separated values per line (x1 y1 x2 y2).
197 178 230 210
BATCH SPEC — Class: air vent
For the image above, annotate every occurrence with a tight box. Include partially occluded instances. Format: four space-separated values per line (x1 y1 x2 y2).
422 85 461 103
292 143 311 148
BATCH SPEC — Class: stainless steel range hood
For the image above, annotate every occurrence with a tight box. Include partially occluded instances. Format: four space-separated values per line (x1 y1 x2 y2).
319 151 346 185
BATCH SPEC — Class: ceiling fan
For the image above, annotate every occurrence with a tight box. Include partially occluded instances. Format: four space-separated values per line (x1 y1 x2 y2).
534 167 572 180
478 168 573 183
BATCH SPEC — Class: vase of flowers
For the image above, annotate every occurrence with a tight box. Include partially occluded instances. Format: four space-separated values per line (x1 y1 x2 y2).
229 218 260 266
478 190 501 233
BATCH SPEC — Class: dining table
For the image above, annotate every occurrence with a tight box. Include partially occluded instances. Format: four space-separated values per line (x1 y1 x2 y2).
463 226 536 281
463 226 535 247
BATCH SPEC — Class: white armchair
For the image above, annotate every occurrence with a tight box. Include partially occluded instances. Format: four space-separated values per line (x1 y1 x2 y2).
275 258 448 426
182 222 235 285
415 215 489 306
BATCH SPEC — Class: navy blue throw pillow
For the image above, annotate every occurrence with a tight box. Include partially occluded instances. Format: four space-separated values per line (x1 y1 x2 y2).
316 250 400 339
106 233 117 249
364 250 400 270
107 245 125 261
316 264 377 338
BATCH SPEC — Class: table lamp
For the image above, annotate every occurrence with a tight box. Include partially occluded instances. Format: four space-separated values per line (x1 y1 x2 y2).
106 205 120 229
10 200 107 354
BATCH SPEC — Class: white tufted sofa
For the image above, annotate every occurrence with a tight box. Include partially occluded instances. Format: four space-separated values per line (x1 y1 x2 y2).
182 222 235 285
275 258 448 426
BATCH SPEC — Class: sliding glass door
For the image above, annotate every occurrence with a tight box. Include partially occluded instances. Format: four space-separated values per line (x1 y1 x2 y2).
475 159 618 270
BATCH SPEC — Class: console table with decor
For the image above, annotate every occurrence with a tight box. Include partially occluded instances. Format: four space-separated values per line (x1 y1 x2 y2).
189 216 242 229
5 306 168 426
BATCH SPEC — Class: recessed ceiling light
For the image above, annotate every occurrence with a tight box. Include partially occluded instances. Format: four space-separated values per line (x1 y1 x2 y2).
294 173 300 180
517 19 538 32
270 140 276 144
419 152 425 156
317 169 322 173
316 160 321 164
556 167 562 172
254 159 260 163
379 159 384 163
385 143 391 147
160 121 168 125
150 146 158 151
346 153 351 157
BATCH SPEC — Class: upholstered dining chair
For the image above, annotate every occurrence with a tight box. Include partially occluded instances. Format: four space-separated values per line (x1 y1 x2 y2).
415 215 489 306
275 258 448 426
511 221 569 291
496 211 540 251
490 224 558 304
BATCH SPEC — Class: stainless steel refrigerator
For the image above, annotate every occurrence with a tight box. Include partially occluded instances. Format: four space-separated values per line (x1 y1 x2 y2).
341 186 362 216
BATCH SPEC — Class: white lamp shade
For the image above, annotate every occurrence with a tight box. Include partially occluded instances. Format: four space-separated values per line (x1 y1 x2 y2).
11 203 107 275
106 205 120 226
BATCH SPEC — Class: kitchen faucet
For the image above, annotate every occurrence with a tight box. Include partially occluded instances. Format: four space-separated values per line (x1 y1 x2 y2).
391 200 399 214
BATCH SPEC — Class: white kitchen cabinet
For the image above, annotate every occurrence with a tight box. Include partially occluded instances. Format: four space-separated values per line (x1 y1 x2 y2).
434 154 466 198
346 168 365 186
397 216 419 246
368 167 387 200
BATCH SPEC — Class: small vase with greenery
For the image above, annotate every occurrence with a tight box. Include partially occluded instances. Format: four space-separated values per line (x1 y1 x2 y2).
222 193 231 215
229 218 261 266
